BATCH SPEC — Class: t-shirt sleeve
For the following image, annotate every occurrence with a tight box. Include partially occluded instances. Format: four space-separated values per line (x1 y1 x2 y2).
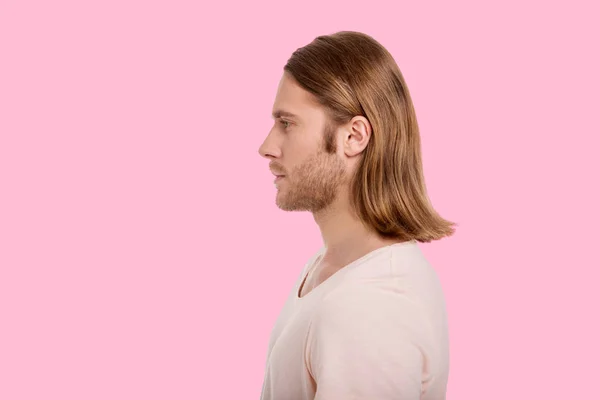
306 284 425 400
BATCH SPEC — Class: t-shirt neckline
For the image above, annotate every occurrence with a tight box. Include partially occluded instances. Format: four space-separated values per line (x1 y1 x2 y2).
296 240 416 299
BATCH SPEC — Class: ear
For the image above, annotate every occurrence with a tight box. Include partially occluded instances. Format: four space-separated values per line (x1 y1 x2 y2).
342 116 372 157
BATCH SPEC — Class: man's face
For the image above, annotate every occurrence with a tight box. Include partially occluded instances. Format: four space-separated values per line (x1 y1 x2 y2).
258 73 347 212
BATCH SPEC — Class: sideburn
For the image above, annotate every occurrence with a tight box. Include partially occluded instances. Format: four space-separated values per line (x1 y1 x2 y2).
323 122 337 154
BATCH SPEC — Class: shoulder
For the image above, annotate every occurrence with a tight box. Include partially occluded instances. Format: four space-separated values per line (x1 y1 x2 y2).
310 281 429 340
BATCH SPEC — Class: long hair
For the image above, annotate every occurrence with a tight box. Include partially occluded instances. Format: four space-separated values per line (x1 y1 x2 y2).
283 31 456 242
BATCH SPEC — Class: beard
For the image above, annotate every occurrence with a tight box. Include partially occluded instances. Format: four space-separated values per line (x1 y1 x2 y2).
275 147 346 213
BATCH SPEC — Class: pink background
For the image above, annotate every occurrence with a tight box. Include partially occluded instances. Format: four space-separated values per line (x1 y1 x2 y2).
1 1 599 399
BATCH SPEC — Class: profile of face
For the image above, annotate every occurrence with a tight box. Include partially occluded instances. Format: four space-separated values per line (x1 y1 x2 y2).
258 73 347 213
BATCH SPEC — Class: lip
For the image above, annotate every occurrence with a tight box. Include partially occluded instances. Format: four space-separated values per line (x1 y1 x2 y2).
274 175 285 183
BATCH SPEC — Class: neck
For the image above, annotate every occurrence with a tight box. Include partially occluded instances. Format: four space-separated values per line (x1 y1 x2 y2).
312 186 403 268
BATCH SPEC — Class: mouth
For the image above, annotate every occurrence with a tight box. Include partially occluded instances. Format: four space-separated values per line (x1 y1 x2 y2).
273 172 287 184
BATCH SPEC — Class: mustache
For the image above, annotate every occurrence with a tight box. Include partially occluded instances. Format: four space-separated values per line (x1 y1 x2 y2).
269 162 286 175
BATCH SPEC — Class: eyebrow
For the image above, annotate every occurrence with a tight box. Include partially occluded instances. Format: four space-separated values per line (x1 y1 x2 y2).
271 110 300 120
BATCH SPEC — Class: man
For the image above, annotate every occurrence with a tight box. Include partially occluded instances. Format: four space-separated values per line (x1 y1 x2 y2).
258 31 455 400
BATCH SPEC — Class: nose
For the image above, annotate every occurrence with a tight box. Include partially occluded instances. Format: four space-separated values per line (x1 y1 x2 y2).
258 127 281 159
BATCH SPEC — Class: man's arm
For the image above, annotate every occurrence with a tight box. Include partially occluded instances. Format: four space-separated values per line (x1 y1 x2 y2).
306 284 426 400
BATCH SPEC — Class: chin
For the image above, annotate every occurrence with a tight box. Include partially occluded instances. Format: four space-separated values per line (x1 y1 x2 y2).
276 197 299 212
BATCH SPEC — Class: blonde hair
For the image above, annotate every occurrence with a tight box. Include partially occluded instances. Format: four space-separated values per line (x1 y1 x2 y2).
284 31 456 242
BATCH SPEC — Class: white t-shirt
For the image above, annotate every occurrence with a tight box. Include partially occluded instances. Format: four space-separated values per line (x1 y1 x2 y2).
260 240 450 400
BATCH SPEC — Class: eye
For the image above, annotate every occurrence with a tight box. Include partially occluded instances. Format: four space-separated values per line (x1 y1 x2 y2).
279 119 291 129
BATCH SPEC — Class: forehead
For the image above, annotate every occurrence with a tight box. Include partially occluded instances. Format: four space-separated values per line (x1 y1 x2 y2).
271 73 325 123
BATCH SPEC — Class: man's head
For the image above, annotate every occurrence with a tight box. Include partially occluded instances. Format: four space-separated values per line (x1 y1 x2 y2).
259 31 456 242
258 72 371 212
